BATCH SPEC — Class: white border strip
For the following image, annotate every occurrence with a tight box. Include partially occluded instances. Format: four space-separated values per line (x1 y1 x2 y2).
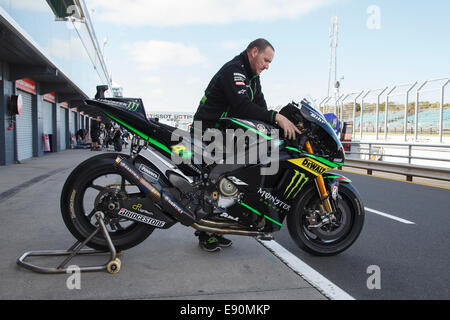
365 207 415 225
258 239 355 300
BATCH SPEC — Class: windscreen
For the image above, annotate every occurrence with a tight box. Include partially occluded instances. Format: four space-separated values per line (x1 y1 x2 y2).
298 97 344 161
301 95 322 114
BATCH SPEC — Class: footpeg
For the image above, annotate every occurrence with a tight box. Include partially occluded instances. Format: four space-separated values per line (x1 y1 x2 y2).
256 234 274 241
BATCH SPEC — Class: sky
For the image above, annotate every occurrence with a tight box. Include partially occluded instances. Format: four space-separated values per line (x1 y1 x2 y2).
85 0 450 113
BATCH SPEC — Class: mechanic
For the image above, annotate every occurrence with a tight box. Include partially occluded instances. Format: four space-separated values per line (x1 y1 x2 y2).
193 38 300 252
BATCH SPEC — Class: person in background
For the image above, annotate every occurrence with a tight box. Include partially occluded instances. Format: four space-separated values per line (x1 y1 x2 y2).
90 121 100 151
76 128 88 144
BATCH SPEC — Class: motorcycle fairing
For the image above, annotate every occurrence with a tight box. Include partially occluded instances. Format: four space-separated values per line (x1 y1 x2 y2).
284 146 344 168
322 172 352 183
85 98 156 136
221 154 344 232
219 157 311 232
221 164 284 229
85 98 183 155
218 117 281 145
85 98 204 177
287 157 332 176
280 101 345 164
219 115 344 170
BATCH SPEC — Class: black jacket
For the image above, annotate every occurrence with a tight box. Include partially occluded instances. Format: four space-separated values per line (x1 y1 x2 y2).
194 51 277 129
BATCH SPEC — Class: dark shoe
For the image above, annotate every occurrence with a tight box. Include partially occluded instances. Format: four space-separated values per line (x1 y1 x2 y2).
197 232 221 252
216 235 232 248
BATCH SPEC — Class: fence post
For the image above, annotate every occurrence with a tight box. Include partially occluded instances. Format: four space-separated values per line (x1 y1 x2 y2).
319 97 330 114
353 91 364 137
340 94 351 124
335 94 344 119
361 91 371 140
404 82 417 142
415 80 428 142
408 145 412 164
375 86 390 140
383 86 395 140
440 77 450 143
323 96 332 114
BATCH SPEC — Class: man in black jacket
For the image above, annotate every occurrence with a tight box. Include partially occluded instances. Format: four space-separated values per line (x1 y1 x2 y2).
194 38 299 139
193 39 300 252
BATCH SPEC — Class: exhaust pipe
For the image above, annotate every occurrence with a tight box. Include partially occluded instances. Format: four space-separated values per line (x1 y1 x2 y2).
114 156 161 200
113 156 196 226
191 223 274 240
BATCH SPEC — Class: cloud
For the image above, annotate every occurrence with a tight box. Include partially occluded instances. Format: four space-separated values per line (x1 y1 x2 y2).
45 36 89 62
150 88 164 96
144 76 162 85
184 77 201 86
128 40 207 70
220 39 252 51
10 0 49 12
88 0 336 26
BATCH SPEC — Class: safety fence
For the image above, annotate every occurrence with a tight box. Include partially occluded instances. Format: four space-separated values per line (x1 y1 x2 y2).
341 141 450 181
319 76 450 143
340 159 450 182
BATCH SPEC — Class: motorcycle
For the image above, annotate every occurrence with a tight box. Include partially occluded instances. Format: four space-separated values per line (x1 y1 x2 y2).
60 85 364 256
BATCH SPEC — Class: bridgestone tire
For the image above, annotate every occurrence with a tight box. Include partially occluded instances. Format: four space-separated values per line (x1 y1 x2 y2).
60 153 155 251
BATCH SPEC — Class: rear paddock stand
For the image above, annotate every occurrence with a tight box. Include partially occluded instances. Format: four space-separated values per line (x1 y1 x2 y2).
17 212 123 274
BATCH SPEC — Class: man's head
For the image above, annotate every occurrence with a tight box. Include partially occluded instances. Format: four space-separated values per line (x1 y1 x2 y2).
246 38 275 75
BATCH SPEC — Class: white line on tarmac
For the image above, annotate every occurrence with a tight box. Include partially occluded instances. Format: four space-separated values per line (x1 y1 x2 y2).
365 207 416 225
257 239 355 300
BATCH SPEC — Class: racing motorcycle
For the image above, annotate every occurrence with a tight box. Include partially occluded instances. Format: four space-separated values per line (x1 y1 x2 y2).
60 86 364 256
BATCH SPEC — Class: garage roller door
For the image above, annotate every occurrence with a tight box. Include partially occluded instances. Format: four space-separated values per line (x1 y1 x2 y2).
43 100 53 134
69 111 76 137
16 91 33 161
60 107 67 150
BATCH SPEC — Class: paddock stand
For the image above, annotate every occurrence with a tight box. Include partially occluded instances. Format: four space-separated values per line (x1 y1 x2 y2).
17 212 123 275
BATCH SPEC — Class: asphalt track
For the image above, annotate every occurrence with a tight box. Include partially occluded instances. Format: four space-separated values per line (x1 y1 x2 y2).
0 149 447 300
273 170 450 299
0 149 326 300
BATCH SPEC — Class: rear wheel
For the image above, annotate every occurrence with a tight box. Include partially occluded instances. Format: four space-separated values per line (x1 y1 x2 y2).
287 183 365 256
60 153 155 251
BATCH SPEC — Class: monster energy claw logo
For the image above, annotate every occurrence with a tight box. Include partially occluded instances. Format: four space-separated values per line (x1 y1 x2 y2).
127 102 140 111
284 170 309 199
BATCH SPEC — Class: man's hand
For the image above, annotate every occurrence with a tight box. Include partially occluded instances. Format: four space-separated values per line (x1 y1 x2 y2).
275 113 302 140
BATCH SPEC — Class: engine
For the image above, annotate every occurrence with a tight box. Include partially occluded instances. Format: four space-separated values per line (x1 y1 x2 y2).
217 177 239 209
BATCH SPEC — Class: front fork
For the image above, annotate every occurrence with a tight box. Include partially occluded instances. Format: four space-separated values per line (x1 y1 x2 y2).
304 141 333 215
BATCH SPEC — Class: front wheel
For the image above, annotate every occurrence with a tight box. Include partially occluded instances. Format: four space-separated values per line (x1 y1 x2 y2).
287 183 365 256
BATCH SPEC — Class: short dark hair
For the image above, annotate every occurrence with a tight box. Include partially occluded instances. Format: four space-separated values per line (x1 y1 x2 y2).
246 38 275 53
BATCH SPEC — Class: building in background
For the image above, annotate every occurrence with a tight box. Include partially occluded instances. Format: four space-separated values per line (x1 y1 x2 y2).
147 111 194 131
111 82 123 98
0 0 111 165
